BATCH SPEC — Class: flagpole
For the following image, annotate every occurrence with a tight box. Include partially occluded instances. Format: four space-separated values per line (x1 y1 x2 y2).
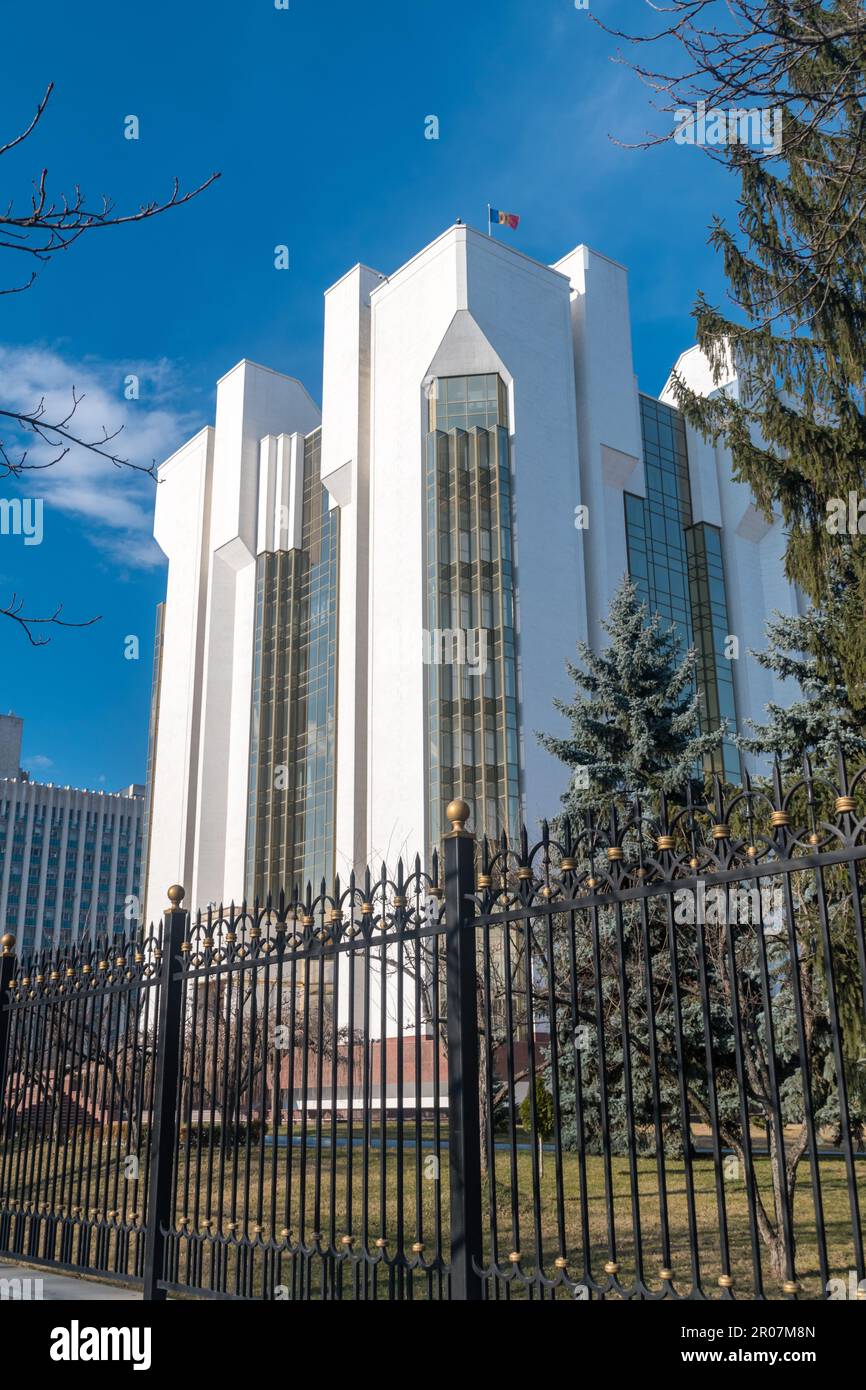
487 203 493 238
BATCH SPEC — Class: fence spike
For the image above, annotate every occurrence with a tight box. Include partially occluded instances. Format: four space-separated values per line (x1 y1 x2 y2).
684 780 698 856
803 752 816 806
837 742 850 796
770 755 781 800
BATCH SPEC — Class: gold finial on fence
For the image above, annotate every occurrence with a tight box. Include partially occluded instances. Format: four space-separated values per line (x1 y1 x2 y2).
1 933 15 956
446 798 471 834
166 884 186 911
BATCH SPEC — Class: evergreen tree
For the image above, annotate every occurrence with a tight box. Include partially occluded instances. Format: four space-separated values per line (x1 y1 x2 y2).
609 1 866 711
738 594 866 771
537 576 724 817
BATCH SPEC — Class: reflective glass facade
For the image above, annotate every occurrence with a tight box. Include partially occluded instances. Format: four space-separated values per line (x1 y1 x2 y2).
246 429 339 899
686 521 738 778
425 374 521 847
429 373 508 433
626 395 739 781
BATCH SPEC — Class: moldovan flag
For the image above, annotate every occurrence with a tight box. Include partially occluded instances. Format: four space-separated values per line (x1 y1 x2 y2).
490 208 520 230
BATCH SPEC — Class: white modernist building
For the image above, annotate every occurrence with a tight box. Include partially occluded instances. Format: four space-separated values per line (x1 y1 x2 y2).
143 224 799 922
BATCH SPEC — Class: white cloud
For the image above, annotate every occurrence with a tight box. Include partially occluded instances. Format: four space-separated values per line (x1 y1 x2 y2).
25 753 53 770
0 344 201 569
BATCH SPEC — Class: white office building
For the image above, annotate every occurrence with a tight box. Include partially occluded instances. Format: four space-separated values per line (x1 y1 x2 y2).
143 224 799 921
0 716 145 954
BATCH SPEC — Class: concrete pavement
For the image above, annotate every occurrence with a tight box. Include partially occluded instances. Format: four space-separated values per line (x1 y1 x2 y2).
0 1262 140 1301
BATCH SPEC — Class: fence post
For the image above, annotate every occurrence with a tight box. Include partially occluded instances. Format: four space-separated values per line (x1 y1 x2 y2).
143 886 187 1301
0 934 15 1108
443 799 483 1301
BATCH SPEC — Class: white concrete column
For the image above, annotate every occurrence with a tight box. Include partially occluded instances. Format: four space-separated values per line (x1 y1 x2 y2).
321 265 383 879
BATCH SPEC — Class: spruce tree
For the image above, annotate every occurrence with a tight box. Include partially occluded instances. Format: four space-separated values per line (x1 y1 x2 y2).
537 575 724 817
608 1 866 711
738 594 866 771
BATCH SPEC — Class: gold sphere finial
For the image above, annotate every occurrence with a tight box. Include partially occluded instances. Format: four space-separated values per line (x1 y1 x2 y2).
166 884 186 910
446 798 471 833
1 932 15 956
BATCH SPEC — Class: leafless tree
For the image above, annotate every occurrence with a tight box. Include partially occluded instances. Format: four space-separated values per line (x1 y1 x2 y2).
596 1 866 325
0 82 219 642
599 0 866 161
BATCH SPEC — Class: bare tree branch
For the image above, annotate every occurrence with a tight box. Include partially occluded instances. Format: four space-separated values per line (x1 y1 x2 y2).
0 269 37 296
0 389 157 480
0 81 54 159
0 82 219 642
0 85 220 275
0 593 101 647
596 1 866 330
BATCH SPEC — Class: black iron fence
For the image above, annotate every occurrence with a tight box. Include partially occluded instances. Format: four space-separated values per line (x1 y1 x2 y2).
1 762 866 1300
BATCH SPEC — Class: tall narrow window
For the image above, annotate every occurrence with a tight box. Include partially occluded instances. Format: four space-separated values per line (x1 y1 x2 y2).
425 374 521 848
625 395 739 779
246 428 339 901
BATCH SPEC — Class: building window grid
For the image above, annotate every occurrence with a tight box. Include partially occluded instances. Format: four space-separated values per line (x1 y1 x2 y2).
426 377 521 848
625 395 739 779
246 429 339 902
3 792 141 952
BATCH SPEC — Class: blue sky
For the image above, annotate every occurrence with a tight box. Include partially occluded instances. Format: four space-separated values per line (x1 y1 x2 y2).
0 0 739 791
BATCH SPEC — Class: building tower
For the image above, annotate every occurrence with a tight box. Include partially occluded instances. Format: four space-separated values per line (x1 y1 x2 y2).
143 225 799 922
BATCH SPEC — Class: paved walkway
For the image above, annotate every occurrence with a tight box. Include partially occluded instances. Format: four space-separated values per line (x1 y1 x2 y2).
0 1262 140 1301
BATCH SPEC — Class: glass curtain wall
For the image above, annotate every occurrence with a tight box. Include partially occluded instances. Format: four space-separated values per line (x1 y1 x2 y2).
625 395 739 781
246 429 339 901
425 374 521 848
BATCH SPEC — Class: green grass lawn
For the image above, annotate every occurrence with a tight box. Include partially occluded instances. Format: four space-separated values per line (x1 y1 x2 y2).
3 1123 863 1299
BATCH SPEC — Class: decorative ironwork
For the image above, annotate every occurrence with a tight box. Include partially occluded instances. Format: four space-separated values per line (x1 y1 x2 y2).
0 754 865 1300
